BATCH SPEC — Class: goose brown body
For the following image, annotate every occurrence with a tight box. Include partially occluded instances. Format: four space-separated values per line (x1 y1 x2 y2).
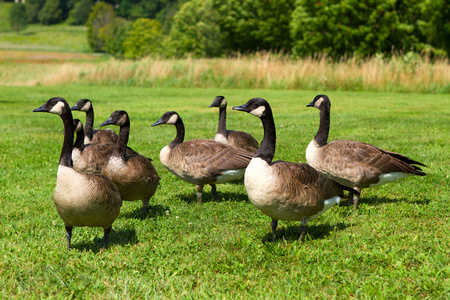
152 111 253 203
306 95 426 210
209 96 259 153
233 98 356 241
33 97 122 250
100 110 159 215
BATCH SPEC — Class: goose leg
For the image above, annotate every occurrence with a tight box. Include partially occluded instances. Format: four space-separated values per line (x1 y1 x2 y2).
298 218 309 241
141 199 149 217
196 185 203 204
352 187 361 212
271 219 278 242
103 226 112 249
65 225 73 251
210 184 217 201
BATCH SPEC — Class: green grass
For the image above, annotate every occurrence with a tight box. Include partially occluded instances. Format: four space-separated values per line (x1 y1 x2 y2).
0 86 449 298
0 22 92 53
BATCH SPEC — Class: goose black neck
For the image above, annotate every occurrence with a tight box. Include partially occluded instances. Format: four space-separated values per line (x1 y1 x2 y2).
114 118 130 159
255 108 276 164
60 107 75 168
217 106 227 136
315 104 330 147
84 107 94 141
74 126 84 149
169 118 185 148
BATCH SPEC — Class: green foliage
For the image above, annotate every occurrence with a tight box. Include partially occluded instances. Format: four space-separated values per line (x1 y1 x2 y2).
417 0 450 56
86 2 121 52
9 3 27 34
122 18 163 59
166 0 223 57
215 0 295 53
38 0 63 25
25 0 46 23
67 0 93 25
290 0 450 58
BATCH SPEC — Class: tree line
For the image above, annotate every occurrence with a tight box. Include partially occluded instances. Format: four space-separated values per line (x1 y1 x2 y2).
9 0 450 59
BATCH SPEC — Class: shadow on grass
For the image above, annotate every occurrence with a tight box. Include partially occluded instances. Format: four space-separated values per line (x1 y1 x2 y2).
261 222 351 243
339 196 431 208
177 189 249 204
120 204 170 220
72 227 138 253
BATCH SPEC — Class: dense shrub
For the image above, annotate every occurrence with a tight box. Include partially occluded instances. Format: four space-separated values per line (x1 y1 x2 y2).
25 0 46 23
290 0 450 58
86 2 121 52
38 0 63 25
9 3 28 33
122 18 164 59
67 0 93 25
166 0 222 57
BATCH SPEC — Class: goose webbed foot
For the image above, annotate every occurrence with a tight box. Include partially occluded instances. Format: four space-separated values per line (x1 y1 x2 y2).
103 226 112 249
65 225 73 251
271 219 278 242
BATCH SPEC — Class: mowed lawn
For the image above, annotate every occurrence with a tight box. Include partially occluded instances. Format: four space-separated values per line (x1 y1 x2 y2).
0 85 448 298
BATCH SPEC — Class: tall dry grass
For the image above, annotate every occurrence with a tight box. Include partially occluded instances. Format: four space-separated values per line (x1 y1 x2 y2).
3 53 449 92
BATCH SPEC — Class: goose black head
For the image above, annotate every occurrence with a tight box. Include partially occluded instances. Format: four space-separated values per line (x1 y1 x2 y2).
209 95 227 108
71 98 92 112
151 111 180 126
307 95 330 110
101 110 129 127
232 98 270 118
33 97 68 115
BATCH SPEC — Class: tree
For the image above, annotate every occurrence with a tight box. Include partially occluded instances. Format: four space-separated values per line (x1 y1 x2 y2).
166 0 223 57
122 18 164 58
9 3 28 34
68 0 93 25
86 2 122 52
38 0 63 25
25 0 46 23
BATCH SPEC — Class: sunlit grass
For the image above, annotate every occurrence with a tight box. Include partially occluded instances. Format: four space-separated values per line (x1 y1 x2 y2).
0 86 448 298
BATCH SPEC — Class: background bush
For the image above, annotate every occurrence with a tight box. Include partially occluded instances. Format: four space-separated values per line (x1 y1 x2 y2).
67 0 93 25
9 3 28 34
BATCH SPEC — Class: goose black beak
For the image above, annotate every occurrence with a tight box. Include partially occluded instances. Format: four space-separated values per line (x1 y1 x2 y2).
100 118 113 127
70 104 79 111
306 101 314 107
232 104 248 112
33 104 48 113
151 119 163 126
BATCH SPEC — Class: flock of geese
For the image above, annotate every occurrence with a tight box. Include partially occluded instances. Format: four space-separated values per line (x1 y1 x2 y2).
32 95 426 250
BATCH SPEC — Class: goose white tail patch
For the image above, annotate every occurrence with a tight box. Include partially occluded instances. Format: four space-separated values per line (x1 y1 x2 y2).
309 196 340 221
370 172 413 187
49 101 65 115
215 169 245 183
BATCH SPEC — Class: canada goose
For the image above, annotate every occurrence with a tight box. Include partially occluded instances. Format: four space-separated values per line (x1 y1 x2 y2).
209 95 259 153
100 110 160 216
151 111 253 204
71 98 119 145
72 118 84 163
306 95 426 211
33 97 122 250
232 98 357 241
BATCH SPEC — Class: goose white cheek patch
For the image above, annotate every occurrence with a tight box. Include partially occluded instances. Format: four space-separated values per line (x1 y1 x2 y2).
167 114 178 124
49 101 66 115
249 106 266 117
